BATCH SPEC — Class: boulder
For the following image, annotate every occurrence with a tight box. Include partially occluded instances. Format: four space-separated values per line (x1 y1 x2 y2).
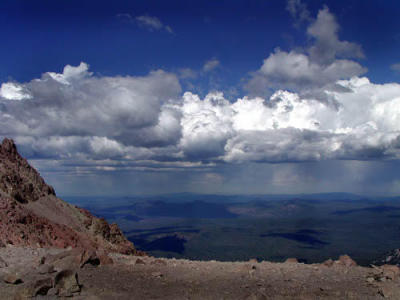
45 249 82 271
98 253 114 265
381 264 400 280
79 249 100 268
15 277 53 298
54 269 81 296
78 249 115 267
3 272 23 284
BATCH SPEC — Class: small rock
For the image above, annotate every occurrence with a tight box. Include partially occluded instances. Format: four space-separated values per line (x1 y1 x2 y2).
152 271 163 278
98 253 114 265
378 286 392 298
136 258 146 264
47 287 58 296
285 258 298 263
366 277 375 283
378 276 387 282
3 272 23 284
151 259 167 266
38 264 55 274
337 255 357 267
37 256 46 265
323 259 334 267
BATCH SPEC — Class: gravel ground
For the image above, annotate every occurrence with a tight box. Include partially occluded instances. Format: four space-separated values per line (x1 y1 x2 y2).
1 247 400 299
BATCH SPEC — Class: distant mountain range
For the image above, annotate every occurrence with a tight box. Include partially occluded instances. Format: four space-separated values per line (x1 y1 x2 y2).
64 192 400 208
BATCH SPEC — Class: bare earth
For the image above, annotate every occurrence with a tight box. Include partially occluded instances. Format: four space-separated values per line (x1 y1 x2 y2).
1 246 400 299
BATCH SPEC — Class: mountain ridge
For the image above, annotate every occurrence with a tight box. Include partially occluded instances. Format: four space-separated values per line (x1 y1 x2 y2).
0 138 136 255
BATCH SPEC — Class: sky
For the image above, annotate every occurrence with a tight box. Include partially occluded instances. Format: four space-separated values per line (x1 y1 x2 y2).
1 0 400 197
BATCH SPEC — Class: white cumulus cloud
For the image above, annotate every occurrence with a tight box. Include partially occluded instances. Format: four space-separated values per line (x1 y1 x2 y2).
178 79 400 163
247 7 365 97
0 82 32 100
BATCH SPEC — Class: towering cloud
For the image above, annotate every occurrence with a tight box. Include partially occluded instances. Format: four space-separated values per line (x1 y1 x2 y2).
0 63 182 160
246 7 366 96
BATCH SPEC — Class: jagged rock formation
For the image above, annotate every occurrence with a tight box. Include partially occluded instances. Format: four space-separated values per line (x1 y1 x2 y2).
0 138 136 255
0 138 55 203
373 249 400 266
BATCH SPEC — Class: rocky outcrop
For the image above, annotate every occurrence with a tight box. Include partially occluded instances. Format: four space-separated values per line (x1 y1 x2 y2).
0 196 80 248
337 254 357 267
0 138 55 203
373 249 400 266
0 138 136 255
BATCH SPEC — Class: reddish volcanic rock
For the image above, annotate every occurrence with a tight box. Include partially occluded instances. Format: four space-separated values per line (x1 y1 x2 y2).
0 138 137 255
0 138 55 203
337 255 357 267
0 196 81 248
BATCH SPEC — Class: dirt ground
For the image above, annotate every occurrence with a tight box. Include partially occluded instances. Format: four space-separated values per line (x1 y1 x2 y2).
1 246 400 299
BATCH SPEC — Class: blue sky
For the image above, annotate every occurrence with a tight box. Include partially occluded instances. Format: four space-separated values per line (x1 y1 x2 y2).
1 0 400 196
1 1 400 90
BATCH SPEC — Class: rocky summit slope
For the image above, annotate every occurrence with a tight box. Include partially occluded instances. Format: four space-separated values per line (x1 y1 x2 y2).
0 138 136 254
